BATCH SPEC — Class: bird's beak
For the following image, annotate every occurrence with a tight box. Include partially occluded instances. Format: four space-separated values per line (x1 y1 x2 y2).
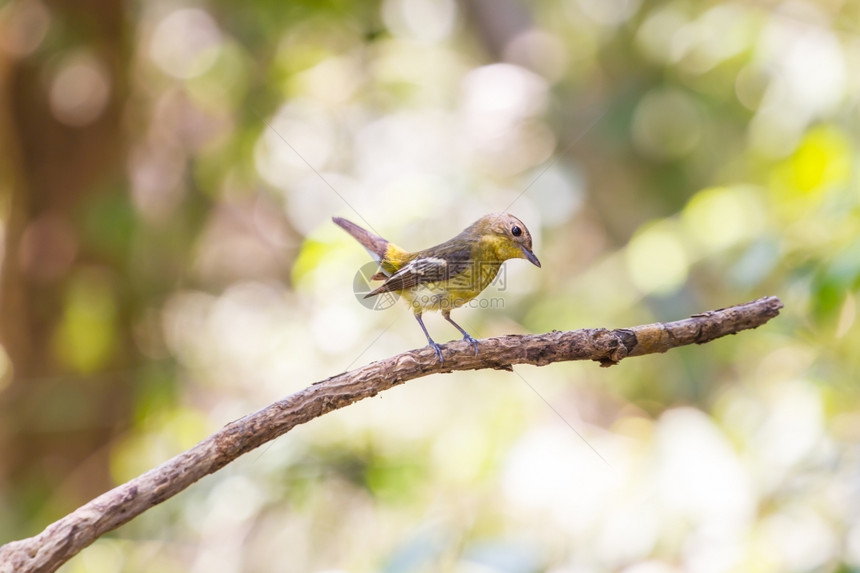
521 246 541 268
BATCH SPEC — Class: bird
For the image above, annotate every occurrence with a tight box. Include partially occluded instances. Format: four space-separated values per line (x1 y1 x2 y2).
333 213 540 362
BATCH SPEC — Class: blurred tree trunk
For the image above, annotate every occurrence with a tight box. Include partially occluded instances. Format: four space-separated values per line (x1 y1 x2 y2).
461 0 531 61
0 0 131 533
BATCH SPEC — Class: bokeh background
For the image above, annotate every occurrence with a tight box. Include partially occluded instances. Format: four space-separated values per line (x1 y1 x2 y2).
1 0 859 571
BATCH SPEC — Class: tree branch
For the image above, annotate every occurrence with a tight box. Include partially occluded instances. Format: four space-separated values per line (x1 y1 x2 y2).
0 296 783 573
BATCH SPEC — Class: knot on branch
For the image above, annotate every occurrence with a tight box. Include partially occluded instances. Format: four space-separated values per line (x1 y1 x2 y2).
591 328 631 367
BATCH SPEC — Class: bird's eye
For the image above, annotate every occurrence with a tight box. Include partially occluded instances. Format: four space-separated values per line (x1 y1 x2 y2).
511 225 522 237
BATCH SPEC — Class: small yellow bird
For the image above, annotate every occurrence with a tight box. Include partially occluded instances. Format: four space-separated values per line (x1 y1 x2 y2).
334 213 541 361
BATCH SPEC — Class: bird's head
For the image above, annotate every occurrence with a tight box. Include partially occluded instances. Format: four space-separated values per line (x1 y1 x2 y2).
470 213 541 267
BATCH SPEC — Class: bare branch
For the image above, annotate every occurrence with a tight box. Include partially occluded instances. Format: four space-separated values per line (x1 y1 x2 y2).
0 296 783 573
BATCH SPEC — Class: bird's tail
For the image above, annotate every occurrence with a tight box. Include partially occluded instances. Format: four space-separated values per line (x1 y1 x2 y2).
333 217 408 268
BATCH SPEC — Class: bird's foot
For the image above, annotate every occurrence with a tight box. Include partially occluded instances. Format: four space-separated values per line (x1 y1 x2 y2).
429 341 444 363
463 334 479 356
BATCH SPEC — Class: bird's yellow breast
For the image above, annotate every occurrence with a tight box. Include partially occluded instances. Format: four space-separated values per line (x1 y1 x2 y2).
399 260 502 313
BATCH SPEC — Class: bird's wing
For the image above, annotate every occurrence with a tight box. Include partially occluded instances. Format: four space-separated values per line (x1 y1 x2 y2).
364 249 471 298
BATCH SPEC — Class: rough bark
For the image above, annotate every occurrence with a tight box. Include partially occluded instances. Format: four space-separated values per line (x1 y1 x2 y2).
0 296 783 573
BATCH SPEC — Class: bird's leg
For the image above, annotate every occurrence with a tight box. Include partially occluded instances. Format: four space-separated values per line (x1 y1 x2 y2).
414 313 444 362
442 311 479 356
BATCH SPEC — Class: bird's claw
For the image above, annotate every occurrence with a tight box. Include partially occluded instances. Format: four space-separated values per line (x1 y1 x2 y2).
464 334 479 356
429 341 444 363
